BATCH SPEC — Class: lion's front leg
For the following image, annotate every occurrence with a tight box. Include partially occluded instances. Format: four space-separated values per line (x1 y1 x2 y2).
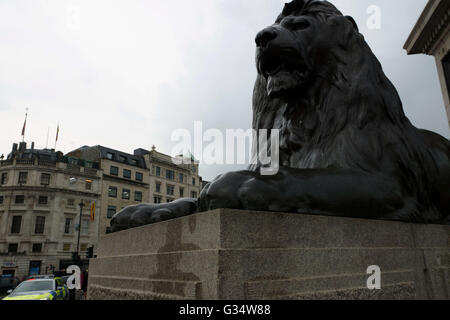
203 167 409 221
198 171 258 212
110 198 198 232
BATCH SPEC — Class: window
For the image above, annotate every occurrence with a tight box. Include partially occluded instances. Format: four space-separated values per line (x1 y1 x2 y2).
106 152 114 160
108 186 117 198
18 172 28 184
29 261 41 275
1 173 7 185
85 180 92 190
136 172 143 182
130 159 137 166
166 185 175 196
68 158 78 165
192 178 196 186
110 166 119 176
35 216 45 234
11 216 22 234
155 182 161 193
80 243 88 252
38 196 48 205
64 218 72 234
122 189 130 200
8 243 18 253
119 155 127 163
40 173 50 186
179 173 184 183
154 196 162 204
67 199 75 206
32 243 42 253
0 196 3 204
15 195 24 204
107 206 116 219
123 169 131 179
155 166 161 177
191 191 198 198
63 243 71 251
166 169 175 180
135 191 142 202
167 198 174 203
179 188 184 197
81 220 89 236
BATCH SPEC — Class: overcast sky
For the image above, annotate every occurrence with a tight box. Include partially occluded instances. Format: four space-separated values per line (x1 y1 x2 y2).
1 0 449 181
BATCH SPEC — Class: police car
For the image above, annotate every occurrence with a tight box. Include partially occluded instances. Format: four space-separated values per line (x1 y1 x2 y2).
2 276 68 300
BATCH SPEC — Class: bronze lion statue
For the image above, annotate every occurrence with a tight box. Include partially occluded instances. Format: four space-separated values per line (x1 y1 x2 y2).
111 0 450 231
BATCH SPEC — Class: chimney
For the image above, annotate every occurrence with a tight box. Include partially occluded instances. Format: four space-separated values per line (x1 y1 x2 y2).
19 142 26 153
12 143 18 154
31 142 35 152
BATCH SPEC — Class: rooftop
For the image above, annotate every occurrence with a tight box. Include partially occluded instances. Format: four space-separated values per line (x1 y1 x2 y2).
404 0 450 55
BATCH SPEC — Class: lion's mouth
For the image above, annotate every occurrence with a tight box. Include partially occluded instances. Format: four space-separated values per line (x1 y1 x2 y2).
258 51 310 98
260 57 308 77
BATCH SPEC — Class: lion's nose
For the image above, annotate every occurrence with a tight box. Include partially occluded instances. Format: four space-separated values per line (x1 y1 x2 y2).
255 27 277 48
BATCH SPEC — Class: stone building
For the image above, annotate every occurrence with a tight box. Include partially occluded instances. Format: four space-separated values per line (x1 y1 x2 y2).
0 142 101 278
0 142 203 278
67 146 150 236
67 145 202 236
404 0 450 128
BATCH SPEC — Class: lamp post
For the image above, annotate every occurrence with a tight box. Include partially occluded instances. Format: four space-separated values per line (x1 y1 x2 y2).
76 201 84 262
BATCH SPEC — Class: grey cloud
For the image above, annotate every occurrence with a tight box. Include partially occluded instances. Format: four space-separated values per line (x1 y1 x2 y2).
0 0 448 182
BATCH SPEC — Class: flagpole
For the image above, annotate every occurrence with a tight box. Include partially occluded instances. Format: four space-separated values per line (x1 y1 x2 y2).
45 127 50 149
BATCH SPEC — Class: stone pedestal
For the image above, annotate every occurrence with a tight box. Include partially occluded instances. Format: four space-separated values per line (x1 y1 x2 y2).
87 209 450 300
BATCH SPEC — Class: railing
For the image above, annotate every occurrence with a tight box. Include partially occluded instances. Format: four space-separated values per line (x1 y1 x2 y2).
67 163 81 173
15 159 34 165
0 252 27 256
38 160 57 167
0 160 13 167
0 159 96 173
84 167 98 176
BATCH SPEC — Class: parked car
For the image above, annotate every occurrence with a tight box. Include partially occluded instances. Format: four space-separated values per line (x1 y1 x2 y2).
2 277 68 300
23 274 55 281
0 276 20 295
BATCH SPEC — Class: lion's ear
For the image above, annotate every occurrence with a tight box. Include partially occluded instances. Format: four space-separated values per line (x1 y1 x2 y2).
345 15 358 31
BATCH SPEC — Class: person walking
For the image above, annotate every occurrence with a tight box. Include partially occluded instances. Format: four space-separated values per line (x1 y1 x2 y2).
80 270 88 299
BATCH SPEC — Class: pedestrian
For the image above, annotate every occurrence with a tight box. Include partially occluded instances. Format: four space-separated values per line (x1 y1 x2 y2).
81 269 88 299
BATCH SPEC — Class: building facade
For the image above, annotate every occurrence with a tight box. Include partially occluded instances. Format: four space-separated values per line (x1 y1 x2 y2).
404 0 450 128
67 146 150 236
67 145 202 236
0 142 203 278
0 142 101 278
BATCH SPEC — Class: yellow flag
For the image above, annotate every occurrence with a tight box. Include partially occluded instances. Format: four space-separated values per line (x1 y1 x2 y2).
90 202 95 221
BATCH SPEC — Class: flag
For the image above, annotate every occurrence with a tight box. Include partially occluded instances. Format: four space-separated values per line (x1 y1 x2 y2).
56 124 59 142
90 202 95 221
21 117 26 137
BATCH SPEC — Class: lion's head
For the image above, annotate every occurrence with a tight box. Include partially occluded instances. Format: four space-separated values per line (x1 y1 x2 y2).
255 0 357 99
252 0 409 168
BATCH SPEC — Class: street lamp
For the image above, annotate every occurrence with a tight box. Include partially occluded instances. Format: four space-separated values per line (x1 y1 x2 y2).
76 201 84 263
